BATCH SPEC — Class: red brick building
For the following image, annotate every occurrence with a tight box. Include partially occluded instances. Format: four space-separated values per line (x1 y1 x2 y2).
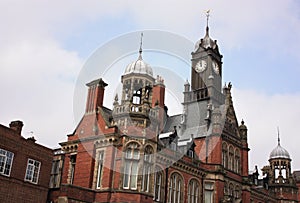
0 120 53 203
48 22 299 203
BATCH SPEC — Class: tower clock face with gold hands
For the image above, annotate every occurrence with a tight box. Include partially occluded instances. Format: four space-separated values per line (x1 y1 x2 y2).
212 61 219 74
195 60 207 73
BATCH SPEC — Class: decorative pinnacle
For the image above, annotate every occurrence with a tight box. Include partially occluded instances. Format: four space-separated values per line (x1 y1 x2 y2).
277 126 280 145
205 9 210 27
139 32 143 59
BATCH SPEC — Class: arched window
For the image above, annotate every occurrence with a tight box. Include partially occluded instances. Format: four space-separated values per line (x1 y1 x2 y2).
235 149 241 174
228 183 234 198
133 89 142 104
168 172 183 203
229 146 234 171
222 142 228 168
234 185 241 199
204 182 214 203
142 146 153 192
188 179 201 203
123 142 140 190
224 181 228 196
154 168 164 202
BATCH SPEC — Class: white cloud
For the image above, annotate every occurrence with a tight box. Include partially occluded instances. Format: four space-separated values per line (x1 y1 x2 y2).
0 38 82 147
233 88 300 171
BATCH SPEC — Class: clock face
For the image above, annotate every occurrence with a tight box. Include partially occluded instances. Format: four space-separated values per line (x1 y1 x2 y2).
195 60 207 73
212 61 219 74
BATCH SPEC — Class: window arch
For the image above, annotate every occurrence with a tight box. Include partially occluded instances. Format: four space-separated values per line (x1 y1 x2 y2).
188 179 201 203
229 146 234 171
168 172 184 203
123 142 140 190
142 145 153 192
235 149 241 174
222 142 228 168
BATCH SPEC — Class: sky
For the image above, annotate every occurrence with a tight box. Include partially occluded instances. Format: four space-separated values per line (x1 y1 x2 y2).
1 0 300 173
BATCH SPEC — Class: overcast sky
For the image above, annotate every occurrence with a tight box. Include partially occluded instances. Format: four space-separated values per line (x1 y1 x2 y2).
1 0 300 173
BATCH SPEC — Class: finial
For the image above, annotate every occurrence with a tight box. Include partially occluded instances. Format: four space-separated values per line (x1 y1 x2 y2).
205 10 210 27
139 32 143 59
277 126 280 145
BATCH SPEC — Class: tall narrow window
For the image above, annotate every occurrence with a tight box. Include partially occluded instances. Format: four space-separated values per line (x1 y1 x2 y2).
49 159 61 188
123 143 140 190
235 149 240 174
133 89 142 104
204 182 214 203
69 154 76 184
229 146 234 171
222 143 228 168
25 159 41 184
142 146 153 192
0 148 14 176
188 179 200 203
168 173 183 203
96 151 104 189
154 170 163 201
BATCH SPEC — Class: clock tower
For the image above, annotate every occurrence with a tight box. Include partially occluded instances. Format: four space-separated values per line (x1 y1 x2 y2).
190 12 223 105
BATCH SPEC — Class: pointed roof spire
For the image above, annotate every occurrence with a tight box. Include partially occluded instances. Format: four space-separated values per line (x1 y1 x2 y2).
139 32 143 60
277 126 281 146
205 10 210 36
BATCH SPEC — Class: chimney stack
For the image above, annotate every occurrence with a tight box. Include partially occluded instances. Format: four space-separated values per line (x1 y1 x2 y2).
9 120 23 135
85 78 108 113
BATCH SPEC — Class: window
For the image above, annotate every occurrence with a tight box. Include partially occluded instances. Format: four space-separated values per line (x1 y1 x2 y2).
142 146 153 192
235 149 240 174
25 159 41 184
154 170 163 201
96 151 104 189
228 183 234 198
204 182 214 203
132 89 142 104
188 179 200 203
168 173 183 203
49 159 62 188
222 143 228 168
123 143 140 190
0 148 14 176
224 181 228 196
229 146 234 171
69 154 76 184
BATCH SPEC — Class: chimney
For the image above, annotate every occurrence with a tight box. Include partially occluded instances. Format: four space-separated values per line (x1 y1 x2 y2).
152 75 165 108
85 78 108 113
9 120 23 135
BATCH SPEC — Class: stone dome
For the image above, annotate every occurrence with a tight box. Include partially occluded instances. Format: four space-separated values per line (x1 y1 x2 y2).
124 53 153 77
269 143 290 160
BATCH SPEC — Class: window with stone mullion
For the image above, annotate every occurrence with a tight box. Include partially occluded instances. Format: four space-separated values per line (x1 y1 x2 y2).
123 143 140 190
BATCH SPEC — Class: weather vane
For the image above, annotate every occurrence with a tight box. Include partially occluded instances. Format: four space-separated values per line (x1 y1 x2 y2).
139 32 143 53
205 9 211 27
277 126 280 145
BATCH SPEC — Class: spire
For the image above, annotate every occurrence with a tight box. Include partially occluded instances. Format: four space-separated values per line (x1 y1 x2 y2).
277 126 281 146
205 10 210 37
139 32 143 60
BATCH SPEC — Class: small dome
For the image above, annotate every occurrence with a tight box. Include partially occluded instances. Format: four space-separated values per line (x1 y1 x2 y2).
269 144 290 160
124 54 153 77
